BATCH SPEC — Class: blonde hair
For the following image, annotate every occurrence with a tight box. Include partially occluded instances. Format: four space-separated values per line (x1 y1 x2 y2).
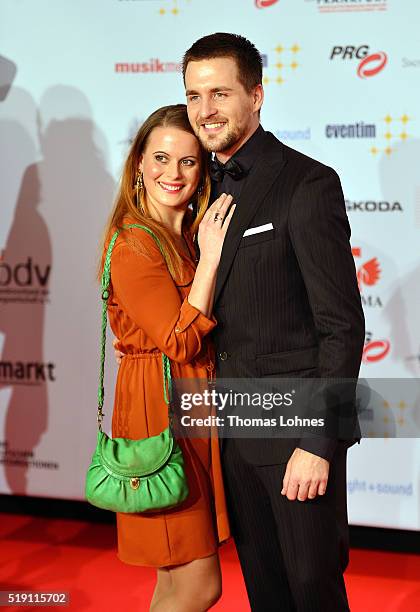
100 104 210 281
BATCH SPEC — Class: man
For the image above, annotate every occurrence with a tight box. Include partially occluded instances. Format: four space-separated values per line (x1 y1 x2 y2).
182 33 364 611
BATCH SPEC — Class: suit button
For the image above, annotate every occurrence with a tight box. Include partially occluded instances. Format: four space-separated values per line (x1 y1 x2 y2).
219 351 228 361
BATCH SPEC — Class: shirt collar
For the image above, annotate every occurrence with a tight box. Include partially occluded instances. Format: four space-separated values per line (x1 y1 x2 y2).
213 124 266 174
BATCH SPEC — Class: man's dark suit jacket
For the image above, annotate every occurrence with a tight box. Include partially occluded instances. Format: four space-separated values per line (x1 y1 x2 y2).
212 129 365 465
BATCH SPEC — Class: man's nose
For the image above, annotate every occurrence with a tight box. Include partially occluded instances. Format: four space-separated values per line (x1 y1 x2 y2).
198 97 218 121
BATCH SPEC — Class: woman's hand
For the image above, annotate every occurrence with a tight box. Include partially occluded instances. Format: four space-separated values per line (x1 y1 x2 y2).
113 338 124 365
197 194 235 269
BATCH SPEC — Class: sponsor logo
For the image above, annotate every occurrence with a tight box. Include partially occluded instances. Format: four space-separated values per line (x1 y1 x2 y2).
352 247 383 308
263 43 301 86
157 0 183 16
0 361 56 385
306 0 387 13
117 0 188 17
115 59 181 73
330 45 387 78
255 0 280 7
325 121 376 138
363 332 390 363
357 51 387 78
325 114 412 155
275 128 311 141
0 441 59 470
402 58 420 68
371 113 411 156
346 200 403 213
352 248 381 289
0 256 51 304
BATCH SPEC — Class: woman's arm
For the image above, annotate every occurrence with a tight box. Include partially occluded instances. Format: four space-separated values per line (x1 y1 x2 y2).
110 195 234 363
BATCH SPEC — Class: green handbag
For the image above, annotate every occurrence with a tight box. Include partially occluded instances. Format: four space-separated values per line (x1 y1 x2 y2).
85 224 189 513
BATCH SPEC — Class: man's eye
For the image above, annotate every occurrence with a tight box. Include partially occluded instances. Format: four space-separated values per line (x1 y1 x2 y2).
188 95 199 103
214 92 226 99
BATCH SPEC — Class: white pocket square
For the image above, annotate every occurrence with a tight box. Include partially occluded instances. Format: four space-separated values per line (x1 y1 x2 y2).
243 223 274 237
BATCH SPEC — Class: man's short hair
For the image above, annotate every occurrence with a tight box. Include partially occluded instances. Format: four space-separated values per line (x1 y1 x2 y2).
182 32 263 93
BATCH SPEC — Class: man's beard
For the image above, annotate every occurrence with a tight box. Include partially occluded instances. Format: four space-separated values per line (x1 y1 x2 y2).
197 123 244 153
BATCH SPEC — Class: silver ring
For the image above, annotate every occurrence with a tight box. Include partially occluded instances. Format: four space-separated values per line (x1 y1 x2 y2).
213 212 223 223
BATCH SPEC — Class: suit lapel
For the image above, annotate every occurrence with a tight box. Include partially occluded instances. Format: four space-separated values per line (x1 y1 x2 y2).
214 133 287 304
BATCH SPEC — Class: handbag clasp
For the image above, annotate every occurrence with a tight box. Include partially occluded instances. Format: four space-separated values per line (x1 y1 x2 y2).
130 478 140 490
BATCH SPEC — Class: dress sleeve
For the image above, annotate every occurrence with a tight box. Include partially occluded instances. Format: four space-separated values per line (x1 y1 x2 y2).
110 232 216 364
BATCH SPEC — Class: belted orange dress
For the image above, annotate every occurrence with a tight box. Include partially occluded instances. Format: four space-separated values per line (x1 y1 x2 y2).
105 222 230 567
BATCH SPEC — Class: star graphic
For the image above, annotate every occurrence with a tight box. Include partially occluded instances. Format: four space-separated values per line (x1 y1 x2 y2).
400 114 410 124
400 132 408 140
384 131 392 140
172 7 179 14
291 44 300 53
383 416 390 424
383 400 390 409
398 400 407 410
370 147 378 155
290 61 299 70
276 62 284 69
276 76 284 84
384 114 392 124
263 76 270 85
275 45 284 54
397 417 405 426
385 146 393 155
159 7 166 15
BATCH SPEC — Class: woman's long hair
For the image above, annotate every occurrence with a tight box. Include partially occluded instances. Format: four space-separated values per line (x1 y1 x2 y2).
100 104 210 281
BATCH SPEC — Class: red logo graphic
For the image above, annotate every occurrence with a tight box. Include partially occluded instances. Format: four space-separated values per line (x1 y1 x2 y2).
255 0 279 7
362 334 391 363
352 248 381 290
330 46 387 79
357 52 388 79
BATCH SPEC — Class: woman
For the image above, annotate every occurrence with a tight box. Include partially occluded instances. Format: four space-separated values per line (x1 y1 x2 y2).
100 104 234 611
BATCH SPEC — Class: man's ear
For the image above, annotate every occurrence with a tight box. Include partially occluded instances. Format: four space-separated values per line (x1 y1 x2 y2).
254 84 264 112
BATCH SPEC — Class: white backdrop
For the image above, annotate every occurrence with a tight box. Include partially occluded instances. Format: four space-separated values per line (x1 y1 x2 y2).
1 0 419 530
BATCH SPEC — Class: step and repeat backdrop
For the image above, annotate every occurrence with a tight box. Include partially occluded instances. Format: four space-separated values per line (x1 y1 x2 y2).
1 0 419 529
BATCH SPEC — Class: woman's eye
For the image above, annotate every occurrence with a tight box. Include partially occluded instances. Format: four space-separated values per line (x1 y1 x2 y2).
155 155 167 163
181 159 195 166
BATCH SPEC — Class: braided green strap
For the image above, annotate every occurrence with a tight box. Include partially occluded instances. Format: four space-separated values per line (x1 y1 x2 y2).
97 224 173 431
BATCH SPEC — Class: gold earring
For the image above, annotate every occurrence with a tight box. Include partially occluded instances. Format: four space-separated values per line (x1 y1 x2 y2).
135 172 144 212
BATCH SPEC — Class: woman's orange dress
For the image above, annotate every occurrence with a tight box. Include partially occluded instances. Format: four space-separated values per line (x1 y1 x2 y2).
106 223 230 567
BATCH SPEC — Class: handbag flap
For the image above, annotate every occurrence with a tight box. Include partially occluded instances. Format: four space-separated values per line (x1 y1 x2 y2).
98 428 174 478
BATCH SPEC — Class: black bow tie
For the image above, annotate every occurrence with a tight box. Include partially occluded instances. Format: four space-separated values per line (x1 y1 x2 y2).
209 157 248 182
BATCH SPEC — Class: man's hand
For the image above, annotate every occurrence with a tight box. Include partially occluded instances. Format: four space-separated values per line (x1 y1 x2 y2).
113 338 124 365
281 448 329 502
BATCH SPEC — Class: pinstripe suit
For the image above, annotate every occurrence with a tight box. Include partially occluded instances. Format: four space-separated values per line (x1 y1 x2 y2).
212 126 365 610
